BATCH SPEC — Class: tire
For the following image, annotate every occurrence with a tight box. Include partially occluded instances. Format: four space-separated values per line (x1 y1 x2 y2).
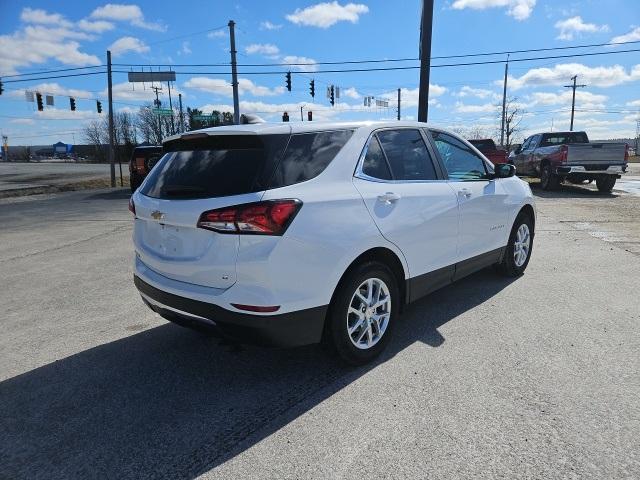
130 173 141 192
325 261 399 365
496 213 534 277
596 176 616 193
540 163 560 191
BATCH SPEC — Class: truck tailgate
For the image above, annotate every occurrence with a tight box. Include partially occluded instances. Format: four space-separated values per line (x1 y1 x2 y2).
567 143 626 165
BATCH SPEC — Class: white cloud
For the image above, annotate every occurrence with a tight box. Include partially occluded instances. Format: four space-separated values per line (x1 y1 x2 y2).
627 99 640 107
184 77 285 97
611 26 640 44
451 0 536 21
0 25 100 74
286 2 369 28
504 63 640 89
20 8 72 27
90 3 166 31
245 43 280 56
454 101 499 113
554 16 608 41
342 87 360 99
260 21 282 30
109 36 150 57
528 90 608 109
180 41 192 55
36 108 99 120
9 118 35 125
282 55 318 72
11 83 93 99
77 19 115 32
456 86 498 99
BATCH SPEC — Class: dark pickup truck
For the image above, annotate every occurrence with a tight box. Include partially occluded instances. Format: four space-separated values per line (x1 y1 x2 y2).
468 139 509 165
509 131 628 192
129 145 163 192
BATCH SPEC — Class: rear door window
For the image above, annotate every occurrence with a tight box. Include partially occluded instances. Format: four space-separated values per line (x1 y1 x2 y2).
376 129 438 181
361 136 392 180
268 130 354 188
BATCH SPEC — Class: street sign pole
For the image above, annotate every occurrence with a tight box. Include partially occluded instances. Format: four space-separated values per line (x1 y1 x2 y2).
107 50 115 187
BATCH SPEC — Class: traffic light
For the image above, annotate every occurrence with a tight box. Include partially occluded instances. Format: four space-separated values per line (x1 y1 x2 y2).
309 79 315 98
36 92 44 111
282 111 290 122
285 71 291 92
70 97 76 111
330 85 335 106
0 80 3 96
307 111 313 121
96 100 102 113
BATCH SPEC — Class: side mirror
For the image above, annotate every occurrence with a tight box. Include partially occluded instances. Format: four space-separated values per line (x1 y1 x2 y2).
494 163 516 178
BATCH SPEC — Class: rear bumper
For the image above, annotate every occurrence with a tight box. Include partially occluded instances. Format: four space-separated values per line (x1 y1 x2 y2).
134 275 327 347
556 165 626 175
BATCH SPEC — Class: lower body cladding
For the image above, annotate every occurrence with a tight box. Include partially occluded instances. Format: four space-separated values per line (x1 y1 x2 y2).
135 275 328 347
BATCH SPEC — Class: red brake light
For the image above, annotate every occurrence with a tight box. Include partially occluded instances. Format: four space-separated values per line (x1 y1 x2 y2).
197 199 302 235
560 145 569 163
231 303 280 313
128 197 136 216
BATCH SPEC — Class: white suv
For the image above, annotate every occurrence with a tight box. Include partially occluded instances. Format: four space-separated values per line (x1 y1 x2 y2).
131 121 535 364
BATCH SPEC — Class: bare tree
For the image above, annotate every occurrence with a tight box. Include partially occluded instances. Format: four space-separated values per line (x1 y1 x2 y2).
83 120 107 162
499 97 526 151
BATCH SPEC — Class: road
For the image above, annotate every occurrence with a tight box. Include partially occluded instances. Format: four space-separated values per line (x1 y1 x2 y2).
1 184 639 479
0 162 123 192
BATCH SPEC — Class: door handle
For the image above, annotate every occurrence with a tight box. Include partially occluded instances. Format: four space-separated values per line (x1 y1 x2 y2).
377 192 401 204
457 188 472 199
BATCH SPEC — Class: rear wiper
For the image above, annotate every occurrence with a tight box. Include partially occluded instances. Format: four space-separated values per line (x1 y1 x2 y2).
162 185 206 196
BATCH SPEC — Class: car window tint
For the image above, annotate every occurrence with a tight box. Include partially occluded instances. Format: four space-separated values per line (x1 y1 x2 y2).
361 136 391 180
376 129 437 181
431 131 488 181
269 130 354 188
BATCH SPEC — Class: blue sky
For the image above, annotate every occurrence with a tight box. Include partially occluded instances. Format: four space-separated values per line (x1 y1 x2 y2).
1 0 639 145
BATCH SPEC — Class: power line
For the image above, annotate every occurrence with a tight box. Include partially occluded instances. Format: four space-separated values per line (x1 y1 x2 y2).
111 48 640 76
0 65 105 79
3 71 107 84
112 39 640 68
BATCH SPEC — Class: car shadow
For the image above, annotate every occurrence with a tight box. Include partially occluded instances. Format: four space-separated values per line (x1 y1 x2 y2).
528 181 618 199
1 269 516 479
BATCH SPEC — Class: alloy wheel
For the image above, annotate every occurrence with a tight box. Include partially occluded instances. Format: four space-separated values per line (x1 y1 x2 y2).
514 223 531 267
346 278 391 350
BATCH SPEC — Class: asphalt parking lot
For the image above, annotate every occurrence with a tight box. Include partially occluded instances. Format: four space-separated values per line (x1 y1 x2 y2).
1 178 639 479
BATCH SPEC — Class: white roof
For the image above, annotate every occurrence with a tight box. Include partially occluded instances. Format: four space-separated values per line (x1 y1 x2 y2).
163 120 433 143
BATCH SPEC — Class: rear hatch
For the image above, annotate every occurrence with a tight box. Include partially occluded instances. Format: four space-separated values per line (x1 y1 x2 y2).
133 132 290 289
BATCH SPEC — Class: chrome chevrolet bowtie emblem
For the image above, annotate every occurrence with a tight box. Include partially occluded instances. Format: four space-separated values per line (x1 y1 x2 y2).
150 210 165 221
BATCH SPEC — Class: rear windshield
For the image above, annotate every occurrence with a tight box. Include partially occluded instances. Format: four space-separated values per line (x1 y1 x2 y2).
539 132 588 147
140 130 353 199
468 139 496 151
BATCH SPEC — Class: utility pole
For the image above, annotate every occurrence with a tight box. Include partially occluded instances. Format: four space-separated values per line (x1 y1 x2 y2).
178 93 184 133
167 81 175 135
300 105 304 121
417 0 434 122
151 86 162 140
500 55 509 146
397 88 401 121
228 20 240 124
564 75 586 131
107 50 115 187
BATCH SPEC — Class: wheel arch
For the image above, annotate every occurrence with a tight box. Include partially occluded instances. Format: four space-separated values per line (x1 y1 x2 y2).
518 203 536 234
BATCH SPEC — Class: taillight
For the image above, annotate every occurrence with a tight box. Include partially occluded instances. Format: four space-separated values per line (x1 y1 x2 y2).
128 197 136 216
560 145 569 163
197 199 302 235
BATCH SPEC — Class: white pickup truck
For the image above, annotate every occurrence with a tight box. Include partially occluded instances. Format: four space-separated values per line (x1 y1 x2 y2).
509 131 629 192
